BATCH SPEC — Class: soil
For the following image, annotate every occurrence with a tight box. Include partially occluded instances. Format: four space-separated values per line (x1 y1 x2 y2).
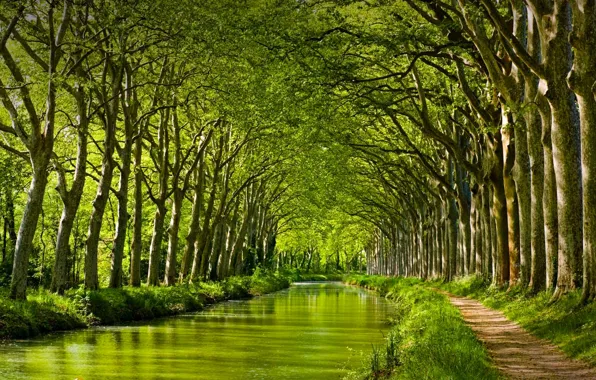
440 291 596 379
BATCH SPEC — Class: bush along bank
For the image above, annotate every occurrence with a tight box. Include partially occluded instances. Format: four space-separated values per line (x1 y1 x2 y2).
431 275 596 366
0 270 290 340
344 275 500 380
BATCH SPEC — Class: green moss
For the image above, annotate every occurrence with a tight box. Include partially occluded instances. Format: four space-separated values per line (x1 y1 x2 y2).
431 275 596 366
344 275 500 380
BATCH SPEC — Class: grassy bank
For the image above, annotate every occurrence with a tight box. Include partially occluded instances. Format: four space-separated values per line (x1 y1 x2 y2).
0 270 290 340
345 275 500 380
431 275 596 366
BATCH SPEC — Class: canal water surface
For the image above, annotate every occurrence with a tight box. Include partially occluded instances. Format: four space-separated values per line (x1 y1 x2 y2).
0 282 392 379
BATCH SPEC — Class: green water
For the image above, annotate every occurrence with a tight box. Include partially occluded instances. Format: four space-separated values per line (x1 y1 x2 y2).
0 282 392 379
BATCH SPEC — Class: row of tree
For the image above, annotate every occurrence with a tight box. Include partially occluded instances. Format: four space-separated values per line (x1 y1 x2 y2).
0 0 301 300
287 0 595 302
4 0 594 304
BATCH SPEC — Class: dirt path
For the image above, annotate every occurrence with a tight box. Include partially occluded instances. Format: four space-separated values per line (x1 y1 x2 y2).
441 291 596 379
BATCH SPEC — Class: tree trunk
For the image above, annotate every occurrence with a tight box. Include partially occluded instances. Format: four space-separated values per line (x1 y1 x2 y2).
513 119 532 287
147 204 166 286
85 139 115 290
482 185 493 278
528 96 546 291
109 149 131 288
51 86 88 294
164 190 183 285
569 0 596 301
180 159 205 281
502 120 521 286
130 130 143 287
532 1 582 298
11 160 50 299
84 61 121 290
490 133 510 286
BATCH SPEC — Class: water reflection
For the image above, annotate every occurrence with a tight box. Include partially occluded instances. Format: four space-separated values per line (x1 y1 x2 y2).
0 282 391 380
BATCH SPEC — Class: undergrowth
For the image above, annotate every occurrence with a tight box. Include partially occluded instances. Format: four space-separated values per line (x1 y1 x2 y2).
344 275 500 380
0 270 290 339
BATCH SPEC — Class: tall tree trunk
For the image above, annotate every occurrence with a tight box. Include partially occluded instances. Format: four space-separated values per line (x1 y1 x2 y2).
164 189 183 285
147 204 166 286
490 133 510 286
11 160 50 299
532 1 583 298
85 60 122 290
180 158 205 281
50 65 89 294
525 8 546 292
502 119 521 286
513 120 532 286
130 126 143 287
569 0 596 301
147 109 170 287
482 185 493 278
527 98 546 290
109 151 131 288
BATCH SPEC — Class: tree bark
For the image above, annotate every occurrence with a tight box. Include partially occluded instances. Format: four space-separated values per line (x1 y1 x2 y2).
130 123 143 287
569 0 596 301
502 118 521 286
51 82 88 294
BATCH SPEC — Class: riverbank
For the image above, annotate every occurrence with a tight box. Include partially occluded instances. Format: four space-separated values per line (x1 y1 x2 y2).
344 275 500 379
431 275 596 366
0 271 290 340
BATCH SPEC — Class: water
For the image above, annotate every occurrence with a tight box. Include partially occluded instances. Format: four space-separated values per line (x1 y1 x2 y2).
0 282 392 380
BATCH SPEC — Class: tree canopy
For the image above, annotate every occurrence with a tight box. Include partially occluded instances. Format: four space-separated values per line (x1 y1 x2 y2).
0 0 595 305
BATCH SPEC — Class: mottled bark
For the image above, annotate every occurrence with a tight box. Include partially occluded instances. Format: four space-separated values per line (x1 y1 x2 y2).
481 185 493 279
11 161 50 299
569 0 596 301
447 158 458 280
147 109 171 286
85 55 122 290
164 189 183 285
110 149 131 288
130 125 143 287
180 162 205 281
532 1 583 297
490 133 510 286
51 82 88 294
502 119 521 285
110 91 135 288
525 8 546 292
3 2 71 299
513 120 532 286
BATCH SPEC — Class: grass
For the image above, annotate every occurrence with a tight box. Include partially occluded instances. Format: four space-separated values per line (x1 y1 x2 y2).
0 288 86 339
430 275 596 366
0 270 290 340
344 275 501 380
